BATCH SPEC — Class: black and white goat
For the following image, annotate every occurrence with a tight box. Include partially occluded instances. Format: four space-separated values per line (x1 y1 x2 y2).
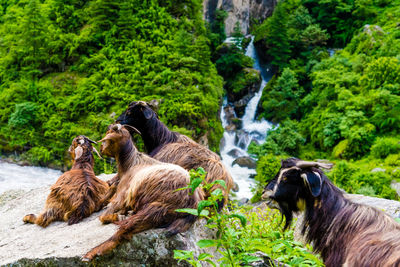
262 158 400 267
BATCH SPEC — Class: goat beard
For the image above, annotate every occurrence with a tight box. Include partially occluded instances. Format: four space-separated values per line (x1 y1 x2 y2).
278 201 293 230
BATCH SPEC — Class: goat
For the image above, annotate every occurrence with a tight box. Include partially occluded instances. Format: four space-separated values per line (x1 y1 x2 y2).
262 158 400 267
23 136 109 227
116 101 233 207
82 124 204 261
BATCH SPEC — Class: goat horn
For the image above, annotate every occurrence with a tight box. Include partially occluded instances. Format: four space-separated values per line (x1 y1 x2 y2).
123 125 141 135
296 160 333 170
92 146 102 159
84 136 97 145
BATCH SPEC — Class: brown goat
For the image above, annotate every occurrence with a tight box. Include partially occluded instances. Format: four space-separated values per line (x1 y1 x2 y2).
116 101 233 207
82 124 204 261
23 136 109 227
262 158 400 267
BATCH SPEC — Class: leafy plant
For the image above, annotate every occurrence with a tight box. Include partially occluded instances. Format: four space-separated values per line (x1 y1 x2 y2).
174 168 323 266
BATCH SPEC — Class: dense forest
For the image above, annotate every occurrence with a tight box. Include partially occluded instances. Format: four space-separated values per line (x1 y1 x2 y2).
250 0 400 201
1 0 400 265
0 0 224 172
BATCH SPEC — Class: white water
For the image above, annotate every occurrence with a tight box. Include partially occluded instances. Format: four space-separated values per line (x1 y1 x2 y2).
0 161 62 194
220 36 273 199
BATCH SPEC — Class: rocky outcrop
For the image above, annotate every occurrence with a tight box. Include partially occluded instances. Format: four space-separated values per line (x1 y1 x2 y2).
203 0 278 35
0 187 216 266
232 156 257 169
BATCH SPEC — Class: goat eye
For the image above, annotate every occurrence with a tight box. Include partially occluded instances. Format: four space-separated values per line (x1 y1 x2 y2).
282 177 288 182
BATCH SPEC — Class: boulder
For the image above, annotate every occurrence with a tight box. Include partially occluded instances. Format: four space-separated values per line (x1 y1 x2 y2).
371 167 386 173
0 187 216 266
227 148 243 158
232 156 257 169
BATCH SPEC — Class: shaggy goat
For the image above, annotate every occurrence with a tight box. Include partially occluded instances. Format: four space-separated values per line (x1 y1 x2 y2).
116 101 233 206
82 124 204 261
23 136 109 227
262 158 400 267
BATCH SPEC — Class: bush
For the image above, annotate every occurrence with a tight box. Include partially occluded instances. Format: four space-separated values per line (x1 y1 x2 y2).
370 137 400 159
8 102 39 129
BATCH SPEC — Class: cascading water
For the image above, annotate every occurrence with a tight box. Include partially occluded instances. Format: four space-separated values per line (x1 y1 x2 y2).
220 36 274 199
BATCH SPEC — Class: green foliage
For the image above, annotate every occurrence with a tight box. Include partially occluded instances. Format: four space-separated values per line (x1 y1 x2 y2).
327 160 398 199
261 68 304 122
174 168 323 266
8 102 39 129
370 137 400 159
0 0 224 171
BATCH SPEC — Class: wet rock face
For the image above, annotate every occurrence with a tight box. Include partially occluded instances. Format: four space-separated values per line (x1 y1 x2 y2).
203 0 277 35
232 156 257 169
0 187 216 266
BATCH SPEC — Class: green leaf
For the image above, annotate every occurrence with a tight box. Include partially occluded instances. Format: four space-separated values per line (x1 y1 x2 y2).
197 200 214 214
198 253 213 260
199 209 210 217
175 208 198 216
197 239 218 248
190 177 204 191
228 213 247 227
212 179 227 189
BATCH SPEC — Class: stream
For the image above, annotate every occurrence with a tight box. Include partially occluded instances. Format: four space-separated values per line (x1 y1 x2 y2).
220 36 273 199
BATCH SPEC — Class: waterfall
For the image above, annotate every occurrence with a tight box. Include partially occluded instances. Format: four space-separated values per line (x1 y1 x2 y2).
220 36 273 199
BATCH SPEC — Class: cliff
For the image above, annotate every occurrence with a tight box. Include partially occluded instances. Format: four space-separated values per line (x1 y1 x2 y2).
203 0 278 35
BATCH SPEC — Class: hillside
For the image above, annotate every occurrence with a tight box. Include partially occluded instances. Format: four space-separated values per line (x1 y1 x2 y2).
0 0 224 172
250 0 400 201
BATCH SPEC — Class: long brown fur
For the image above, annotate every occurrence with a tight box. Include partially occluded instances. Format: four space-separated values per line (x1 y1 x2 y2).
116 101 233 206
23 136 109 227
82 124 204 261
263 158 400 267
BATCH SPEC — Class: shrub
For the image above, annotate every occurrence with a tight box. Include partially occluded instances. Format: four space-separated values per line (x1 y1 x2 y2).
370 137 400 159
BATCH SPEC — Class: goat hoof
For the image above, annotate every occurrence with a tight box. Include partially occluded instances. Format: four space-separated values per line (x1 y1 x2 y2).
81 256 91 262
23 214 35 224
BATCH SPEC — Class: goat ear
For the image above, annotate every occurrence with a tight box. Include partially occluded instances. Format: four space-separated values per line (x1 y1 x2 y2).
301 171 322 197
142 107 153 119
74 146 83 160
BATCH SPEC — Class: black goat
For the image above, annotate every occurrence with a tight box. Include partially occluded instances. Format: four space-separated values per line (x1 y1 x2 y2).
262 158 400 267
116 101 233 206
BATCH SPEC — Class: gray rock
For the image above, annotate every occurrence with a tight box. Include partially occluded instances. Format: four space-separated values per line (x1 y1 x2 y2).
371 167 386 173
0 187 216 266
391 180 400 198
237 198 249 206
232 156 257 169
227 148 243 158
232 182 240 192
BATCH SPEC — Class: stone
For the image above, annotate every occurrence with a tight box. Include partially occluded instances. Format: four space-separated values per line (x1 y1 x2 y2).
232 182 239 192
225 123 237 132
391 180 400 198
371 167 386 173
0 187 217 266
227 148 243 158
232 156 257 169
237 198 249 206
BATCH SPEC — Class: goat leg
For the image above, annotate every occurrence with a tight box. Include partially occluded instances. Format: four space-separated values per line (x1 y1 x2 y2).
82 211 152 261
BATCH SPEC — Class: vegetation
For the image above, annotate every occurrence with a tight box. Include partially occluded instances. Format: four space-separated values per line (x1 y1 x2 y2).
252 0 400 200
0 0 224 171
174 168 323 267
